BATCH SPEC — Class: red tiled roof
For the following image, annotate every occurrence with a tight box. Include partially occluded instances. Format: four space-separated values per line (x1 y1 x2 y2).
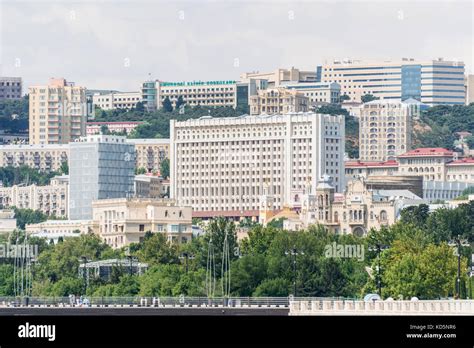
398 148 453 157
447 158 474 166
192 209 259 218
345 160 399 168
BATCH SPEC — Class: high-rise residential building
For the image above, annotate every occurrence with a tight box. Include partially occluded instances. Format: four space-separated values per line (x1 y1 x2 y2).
282 82 341 106
0 77 22 100
359 99 417 161
29 78 87 144
466 75 474 105
170 113 345 219
0 143 69 172
68 135 135 220
92 91 142 110
249 88 309 115
317 58 465 105
240 67 317 88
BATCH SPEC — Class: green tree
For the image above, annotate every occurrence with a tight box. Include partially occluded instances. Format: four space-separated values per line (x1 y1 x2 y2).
339 94 350 102
253 278 290 297
135 167 147 175
60 161 69 175
160 158 170 179
162 97 173 112
13 208 48 229
361 94 379 103
175 96 185 110
135 233 179 266
100 124 110 135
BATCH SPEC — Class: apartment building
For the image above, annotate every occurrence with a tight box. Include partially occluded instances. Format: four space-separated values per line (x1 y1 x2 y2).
0 210 16 234
86 122 143 135
170 113 345 219
359 99 414 161
135 175 169 198
397 148 456 181
92 198 192 248
318 58 465 105
126 138 170 173
69 135 136 220
446 158 474 183
92 91 142 110
0 144 69 172
26 219 94 242
240 67 317 88
249 88 308 115
29 78 87 144
282 82 341 106
0 77 22 100
466 75 474 105
0 175 69 217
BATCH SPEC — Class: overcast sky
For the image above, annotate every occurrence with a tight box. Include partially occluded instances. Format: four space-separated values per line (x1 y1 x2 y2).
0 0 472 92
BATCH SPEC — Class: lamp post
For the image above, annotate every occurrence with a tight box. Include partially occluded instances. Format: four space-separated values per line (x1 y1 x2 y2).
448 235 470 299
125 248 137 276
80 256 88 295
179 252 195 274
285 248 304 297
368 244 388 298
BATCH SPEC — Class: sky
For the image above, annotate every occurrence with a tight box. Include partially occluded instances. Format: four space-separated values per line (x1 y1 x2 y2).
0 0 473 92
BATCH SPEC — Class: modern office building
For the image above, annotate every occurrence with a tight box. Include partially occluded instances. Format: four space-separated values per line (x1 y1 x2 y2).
29 78 87 144
282 81 341 106
92 91 142 110
170 113 345 219
240 67 317 88
126 138 170 174
141 80 160 111
249 88 309 115
92 198 192 248
0 77 22 100
359 99 415 161
317 58 465 105
0 175 69 217
68 135 135 220
0 143 69 172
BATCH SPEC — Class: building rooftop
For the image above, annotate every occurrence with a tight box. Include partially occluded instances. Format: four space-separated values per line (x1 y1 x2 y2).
446 158 474 166
398 148 454 157
345 160 399 168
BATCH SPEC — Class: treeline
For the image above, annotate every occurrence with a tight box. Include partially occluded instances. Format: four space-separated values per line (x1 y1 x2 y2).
1 201 472 299
0 97 29 133
0 165 67 187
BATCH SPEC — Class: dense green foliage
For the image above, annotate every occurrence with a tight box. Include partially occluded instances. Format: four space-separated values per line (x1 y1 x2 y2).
1 202 472 299
416 104 474 150
0 165 61 187
360 94 379 103
160 158 170 179
0 97 29 134
12 208 49 229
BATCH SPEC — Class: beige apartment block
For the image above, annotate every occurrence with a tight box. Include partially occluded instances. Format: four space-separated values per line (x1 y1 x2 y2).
25 219 94 241
170 113 345 219
241 67 317 88
0 175 69 217
92 198 192 248
0 209 16 234
466 75 474 105
319 58 465 105
397 148 456 181
446 158 474 183
359 99 413 161
29 78 87 144
135 175 169 198
0 144 69 172
126 138 170 174
249 88 308 115
92 91 142 110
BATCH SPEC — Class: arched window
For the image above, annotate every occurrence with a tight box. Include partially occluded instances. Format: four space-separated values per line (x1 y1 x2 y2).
334 212 339 222
380 210 388 221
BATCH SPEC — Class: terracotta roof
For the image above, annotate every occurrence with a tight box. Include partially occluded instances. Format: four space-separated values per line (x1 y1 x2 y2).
192 209 259 218
447 158 474 166
345 160 399 168
398 148 453 157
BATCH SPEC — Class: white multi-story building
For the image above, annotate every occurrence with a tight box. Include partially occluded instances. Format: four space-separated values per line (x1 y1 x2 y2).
29 78 87 144
0 175 69 217
317 58 465 105
170 113 345 219
126 138 170 174
249 88 309 115
92 91 142 110
466 75 474 105
0 144 69 172
87 122 142 135
240 67 317 88
359 99 415 161
282 82 340 106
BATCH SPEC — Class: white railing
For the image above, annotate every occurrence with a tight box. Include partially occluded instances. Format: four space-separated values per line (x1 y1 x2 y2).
289 300 474 315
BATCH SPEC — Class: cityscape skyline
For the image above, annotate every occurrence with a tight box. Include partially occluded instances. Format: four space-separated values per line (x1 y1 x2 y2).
1 0 473 91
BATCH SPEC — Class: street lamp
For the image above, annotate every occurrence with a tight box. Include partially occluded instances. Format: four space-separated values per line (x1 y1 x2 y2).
125 248 137 276
179 252 195 274
285 248 304 297
79 256 88 295
368 244 388 298
448 235 470 299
